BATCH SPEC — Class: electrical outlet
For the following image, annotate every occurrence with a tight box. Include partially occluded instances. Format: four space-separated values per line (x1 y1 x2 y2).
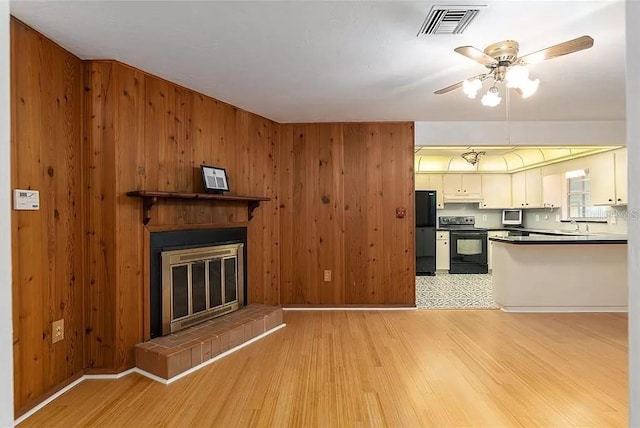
610 215 617 224
535 215 540 222
482 215 487 221
556 215 561 222
323 270 332 282
52 319 64 344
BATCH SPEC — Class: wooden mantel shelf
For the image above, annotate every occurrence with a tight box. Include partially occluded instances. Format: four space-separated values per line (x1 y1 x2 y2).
126 190 271 225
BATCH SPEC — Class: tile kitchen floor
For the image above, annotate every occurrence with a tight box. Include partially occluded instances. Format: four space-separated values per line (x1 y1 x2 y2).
416 272 498 310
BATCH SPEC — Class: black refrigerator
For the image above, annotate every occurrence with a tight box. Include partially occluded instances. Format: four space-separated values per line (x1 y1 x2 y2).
415 190 437 276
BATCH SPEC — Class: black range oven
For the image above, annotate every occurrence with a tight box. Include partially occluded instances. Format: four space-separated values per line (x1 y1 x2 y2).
439 216 488 274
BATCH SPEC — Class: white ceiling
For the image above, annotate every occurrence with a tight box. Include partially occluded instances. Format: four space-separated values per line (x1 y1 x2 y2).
10 1 626 123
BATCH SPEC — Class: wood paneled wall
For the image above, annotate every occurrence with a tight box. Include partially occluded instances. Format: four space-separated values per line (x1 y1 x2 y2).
84 61 280 372
11 17 415 416
10 19 84 413
278 123 415 305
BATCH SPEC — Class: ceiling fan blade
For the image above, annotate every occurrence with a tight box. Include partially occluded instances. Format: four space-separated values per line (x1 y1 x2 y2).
434 74 486 95
434 81 464 95
454 46 498 67
518 35 594 65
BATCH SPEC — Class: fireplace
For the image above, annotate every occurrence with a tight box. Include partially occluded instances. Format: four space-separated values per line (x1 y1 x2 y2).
161 243 244 335
149 227 247 338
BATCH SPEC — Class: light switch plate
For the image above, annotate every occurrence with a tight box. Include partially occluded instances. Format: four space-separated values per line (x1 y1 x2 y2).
14 189 40 210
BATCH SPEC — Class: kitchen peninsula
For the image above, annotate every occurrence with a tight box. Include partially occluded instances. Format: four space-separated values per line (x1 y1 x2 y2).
490 235 628 312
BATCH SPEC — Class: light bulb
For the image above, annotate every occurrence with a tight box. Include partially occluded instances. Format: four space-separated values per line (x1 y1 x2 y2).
519 78 540 98
481 87 501 107
505 64 529 89
462 78 482 99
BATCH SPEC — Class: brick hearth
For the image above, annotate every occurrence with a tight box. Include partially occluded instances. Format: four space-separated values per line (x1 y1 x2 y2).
135 304 283 379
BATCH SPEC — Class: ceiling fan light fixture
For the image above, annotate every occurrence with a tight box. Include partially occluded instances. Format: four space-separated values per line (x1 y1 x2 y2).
519 77 540 98
461 149 486 165
435 35 594 107
481 86 501 107
463 77 482 98
505 64 530 88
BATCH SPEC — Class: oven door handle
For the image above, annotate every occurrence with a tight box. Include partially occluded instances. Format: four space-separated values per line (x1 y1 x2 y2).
452 232 486 237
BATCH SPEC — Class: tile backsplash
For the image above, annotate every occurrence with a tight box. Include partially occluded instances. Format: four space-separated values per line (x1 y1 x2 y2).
437 203 628 234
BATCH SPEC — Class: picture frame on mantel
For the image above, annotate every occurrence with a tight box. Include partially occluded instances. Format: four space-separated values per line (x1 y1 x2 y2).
201 165 230 194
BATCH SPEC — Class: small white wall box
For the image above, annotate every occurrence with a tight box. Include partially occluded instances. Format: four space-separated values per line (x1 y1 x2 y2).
14 189 40 210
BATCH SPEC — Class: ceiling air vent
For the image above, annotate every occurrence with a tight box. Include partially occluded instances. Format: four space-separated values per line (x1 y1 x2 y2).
417 5 485 36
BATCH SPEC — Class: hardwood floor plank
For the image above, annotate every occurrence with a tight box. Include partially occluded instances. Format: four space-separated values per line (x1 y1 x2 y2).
18 311 628 427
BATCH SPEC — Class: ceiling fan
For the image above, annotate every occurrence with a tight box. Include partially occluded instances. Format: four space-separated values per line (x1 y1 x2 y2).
434 35 594 107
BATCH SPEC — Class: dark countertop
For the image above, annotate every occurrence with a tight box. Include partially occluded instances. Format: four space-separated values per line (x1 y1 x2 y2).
490 234 627 245
485 227 582 235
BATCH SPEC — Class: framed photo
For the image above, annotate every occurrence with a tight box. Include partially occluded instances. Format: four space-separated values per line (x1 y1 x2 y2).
200 165 230 194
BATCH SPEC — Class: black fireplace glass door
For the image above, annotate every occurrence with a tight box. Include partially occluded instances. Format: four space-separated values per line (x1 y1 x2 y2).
172 265 189 319
192 261 206 313
209 259 222 308
224 258 237 303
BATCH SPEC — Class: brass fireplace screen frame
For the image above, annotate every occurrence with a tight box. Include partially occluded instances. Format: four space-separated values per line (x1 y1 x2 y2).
161 243 245 335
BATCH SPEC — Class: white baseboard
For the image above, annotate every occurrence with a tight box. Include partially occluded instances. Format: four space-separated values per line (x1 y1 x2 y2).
498 306 628 313
14 324 286 426
283 307 415 311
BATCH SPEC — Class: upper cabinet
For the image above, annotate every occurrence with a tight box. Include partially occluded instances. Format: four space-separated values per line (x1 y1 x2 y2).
480 174 512 209
415 148 627 209
442 174 482 201
511 170 542 208
614 149 627 205
542 173 563 208
588 152 617 205
416 174 444 208
587 149 627 206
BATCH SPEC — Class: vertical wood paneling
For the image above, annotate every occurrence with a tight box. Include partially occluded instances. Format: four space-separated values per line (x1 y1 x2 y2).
278 124 295 304
279 122 414 306
380 123 415 304
246 114 279 304
84 62 117 370
113 65 145 371
317 124 345 304
11 19 84 413
343 124 370 303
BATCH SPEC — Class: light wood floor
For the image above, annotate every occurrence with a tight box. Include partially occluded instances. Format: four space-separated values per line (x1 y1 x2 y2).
19 310 628 427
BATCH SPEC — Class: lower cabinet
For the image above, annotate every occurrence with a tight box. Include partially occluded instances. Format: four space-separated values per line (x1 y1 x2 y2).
436 231 450 271
488 231 509 271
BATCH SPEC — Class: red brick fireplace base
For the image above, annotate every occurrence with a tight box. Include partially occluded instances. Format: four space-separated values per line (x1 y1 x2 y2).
135 304 283 380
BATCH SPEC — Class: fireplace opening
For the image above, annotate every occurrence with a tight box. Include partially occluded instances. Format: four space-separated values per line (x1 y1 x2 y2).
161 243 244 335
149 227 247 338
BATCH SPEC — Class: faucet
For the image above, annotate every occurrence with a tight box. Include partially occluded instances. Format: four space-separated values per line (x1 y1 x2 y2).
570 219 580 232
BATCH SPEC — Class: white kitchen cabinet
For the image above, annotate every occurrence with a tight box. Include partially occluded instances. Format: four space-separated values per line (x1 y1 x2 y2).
585 150 627 206
588 152 616 205
614 149 627 205
442 174 482 200
436 231 450 271
487 231 509 271
511 171 526 208
416 174 444 208
480 174 512 208
511 169 542 208
525 169 542 208
542 173 564 208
